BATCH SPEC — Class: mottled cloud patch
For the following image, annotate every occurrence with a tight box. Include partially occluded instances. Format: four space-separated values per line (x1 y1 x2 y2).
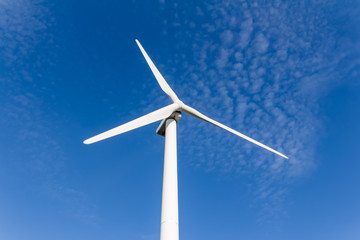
253 32 268 54
238 17 253 49
141 0 359 222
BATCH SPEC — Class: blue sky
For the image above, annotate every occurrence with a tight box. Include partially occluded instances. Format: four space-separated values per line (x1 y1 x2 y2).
1 0 360 239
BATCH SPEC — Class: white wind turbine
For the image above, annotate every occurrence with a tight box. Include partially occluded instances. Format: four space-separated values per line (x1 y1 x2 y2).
84 39 288 240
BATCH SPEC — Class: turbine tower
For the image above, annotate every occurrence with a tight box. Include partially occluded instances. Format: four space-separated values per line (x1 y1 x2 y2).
84 39 288 240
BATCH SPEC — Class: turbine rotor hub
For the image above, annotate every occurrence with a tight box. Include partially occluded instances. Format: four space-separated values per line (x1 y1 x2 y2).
175 100 184 111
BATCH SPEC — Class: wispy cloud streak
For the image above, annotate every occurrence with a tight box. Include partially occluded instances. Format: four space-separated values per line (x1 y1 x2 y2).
0 0 97 223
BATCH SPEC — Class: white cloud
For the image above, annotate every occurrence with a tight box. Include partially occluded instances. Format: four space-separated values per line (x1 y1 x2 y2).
0 0 97 224
139 0 360 223
253 32 269 54
220 30 233 46
238 17 253 49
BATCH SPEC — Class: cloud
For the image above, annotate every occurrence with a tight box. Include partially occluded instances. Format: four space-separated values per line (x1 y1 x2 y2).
138 0 360 222
253 32 269 54
0 0 97 224
238 17 253 49
220 30 233 46
0 0 49 66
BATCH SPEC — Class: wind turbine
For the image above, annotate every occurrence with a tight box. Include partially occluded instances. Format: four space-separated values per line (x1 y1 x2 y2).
84 39 288 240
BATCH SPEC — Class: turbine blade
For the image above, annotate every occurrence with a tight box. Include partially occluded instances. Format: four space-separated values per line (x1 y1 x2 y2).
135 39 179 103
84 103 178 144
181 104 288 159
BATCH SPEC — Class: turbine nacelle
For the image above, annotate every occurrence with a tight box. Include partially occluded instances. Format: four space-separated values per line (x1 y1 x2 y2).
156 111 182 137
